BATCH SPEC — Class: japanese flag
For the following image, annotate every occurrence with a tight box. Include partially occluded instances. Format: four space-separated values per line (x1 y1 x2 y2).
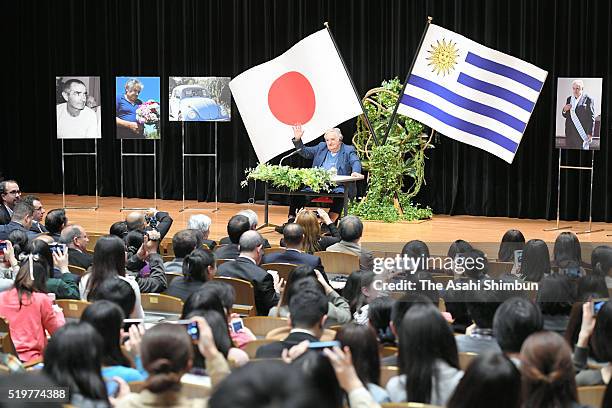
230 29 363 163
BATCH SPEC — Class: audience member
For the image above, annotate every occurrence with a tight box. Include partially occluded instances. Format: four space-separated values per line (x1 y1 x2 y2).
447 239 473 259
0 201 35 240
90 277 136 318
0 240 20 290
217 231 279 315
294 208 340 253
110 220 128 239
164 229 199 273
256 281 328 358
573 301 612 386
367 296 396 346
326 215 374 271
497 229 525 262
590 245 612 288
28 240 79 299
576 273 608 301
521 331 587 408
220 209 271 248
181 284 227 319
60 224 93 269
187 214 216 249
493 297 543 363
386 302 463 405
125 208 173 240
0 256 65 362
536 275 574 335
21 194 48 234
8 228 29 258
0 179 20 225
518 239 551 282
447 352 521 408
45 208 68 241
455 290 502 353
343 270 381 324
166 248 216 301
553 231 585 277
262 223 326 274
213 214 250 259
125 233 168 293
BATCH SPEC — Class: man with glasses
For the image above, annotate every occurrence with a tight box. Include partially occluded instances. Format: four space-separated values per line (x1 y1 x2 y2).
22 195 48 234
0 180 21 225
56 79 99 139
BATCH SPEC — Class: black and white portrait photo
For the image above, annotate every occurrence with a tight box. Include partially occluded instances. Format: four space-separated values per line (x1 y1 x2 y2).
55 76 101 139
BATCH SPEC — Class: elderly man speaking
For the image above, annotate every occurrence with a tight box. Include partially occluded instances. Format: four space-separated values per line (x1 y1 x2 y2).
286 124 362 223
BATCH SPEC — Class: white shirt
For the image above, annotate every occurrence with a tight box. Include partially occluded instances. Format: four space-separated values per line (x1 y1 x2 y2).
79 273 144 318
56 103 99 139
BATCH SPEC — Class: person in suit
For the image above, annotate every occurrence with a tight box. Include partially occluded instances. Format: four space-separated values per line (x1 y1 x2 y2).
45 209 68 242
163 229 198 273
288 125 363 223
219 209 271 248
187 214 217 250
262 223 326 275
0 202 35 240
21 195 48 234
216 230 279 315
60 224 93 269
326 215 374 271
256 280 328 358
213 214 250 260
125 208 173 241
561 79 595 150
0 180 21 225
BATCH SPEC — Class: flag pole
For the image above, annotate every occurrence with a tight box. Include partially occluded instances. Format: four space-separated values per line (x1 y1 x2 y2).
324 22 379 146
381 16 433 145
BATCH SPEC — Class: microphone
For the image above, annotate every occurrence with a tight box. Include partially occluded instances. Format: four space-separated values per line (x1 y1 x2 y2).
279 148 303 167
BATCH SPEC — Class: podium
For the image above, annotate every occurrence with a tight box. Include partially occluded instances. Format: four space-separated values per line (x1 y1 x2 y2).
259 174 365 230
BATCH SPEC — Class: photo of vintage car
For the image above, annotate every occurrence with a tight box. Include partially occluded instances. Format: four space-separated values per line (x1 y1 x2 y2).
169 81 230 122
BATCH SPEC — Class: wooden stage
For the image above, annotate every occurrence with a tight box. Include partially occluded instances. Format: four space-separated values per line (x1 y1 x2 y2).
37 194 611 257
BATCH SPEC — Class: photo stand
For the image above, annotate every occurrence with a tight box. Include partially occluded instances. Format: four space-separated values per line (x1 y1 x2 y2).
120 139 157 211
61 138 99 210
544 148 603 234
179 121 219 212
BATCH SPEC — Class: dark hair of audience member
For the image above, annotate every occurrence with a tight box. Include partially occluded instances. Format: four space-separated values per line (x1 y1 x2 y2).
591 301 612 362
447 352 521 408
576 274 608 301
338 215 363 242
90 277 136 318
44 209 67 235
292 350 342 408
109 221 128 239
209 360 315 408
591 245 612 277
172 229 198 259
227 214 250 244
80 300 131 367
43 322 108 402
86 235 126 300
493 297 543 354
391 293 434 335
124 230 143 254
282 223 304 247
401 239 430 260
398 302 459 404
466 290 500 329
141 323 193 393
13 258 48 308
183 247 215 283
519 239 550 282
536 275 574 316
520 331 579 408
278 265 321 308
8 229 29 257
288 281 328 329
201 280 235 317
498 229 525 262
367 296 396 345
456 249 488 279
447 239 473 259
343 270 375 315
336 323 381 387
553 231 582 267
603 380 612 408
181 284 226 319
185 309 232 370
26 240 54 275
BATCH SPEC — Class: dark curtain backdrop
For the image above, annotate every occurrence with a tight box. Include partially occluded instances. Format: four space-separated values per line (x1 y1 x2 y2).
1 0 610 221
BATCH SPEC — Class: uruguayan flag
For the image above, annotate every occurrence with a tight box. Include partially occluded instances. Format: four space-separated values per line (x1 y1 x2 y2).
398 24 547 163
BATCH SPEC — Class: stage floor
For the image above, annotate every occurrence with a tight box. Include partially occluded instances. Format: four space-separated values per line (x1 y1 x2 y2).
36 194 611 256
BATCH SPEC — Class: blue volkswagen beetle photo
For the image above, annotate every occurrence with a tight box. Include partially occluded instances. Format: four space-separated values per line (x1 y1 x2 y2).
169 85 228 121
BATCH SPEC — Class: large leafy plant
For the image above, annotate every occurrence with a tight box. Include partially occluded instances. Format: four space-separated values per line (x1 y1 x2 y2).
243 163 333 193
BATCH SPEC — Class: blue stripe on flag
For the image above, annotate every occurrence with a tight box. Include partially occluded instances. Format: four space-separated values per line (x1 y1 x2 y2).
400 94 519 153
457 73 535 112
465 52 544 92
407 75 526 133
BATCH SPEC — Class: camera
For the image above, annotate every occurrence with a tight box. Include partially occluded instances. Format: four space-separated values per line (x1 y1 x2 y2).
49 243 67 254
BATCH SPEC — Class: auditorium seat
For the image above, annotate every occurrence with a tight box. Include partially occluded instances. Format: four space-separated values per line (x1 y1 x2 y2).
0 317 18 357
458 351 478 370
213 276 257 317
380 365 399 387
260 263 296 281
577 385 606 407
68 264 88 276
55 299 91 320
140 293 183 315
165 272 182 286
243 316 289 338
264 246 286 255
488 261 513 278
379 346 398 358
314 251 359 275
243 339 277 359
265 326 336 341
216 258 233 267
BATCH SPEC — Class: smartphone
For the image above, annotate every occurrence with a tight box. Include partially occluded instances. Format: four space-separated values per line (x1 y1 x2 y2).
49 243 67 254
105 379 120 398
0 240 8 252
592 299 607 316
308 341 341 351
513 250 523 270
123 319 144 332
230 318 244 333
171 319 200 341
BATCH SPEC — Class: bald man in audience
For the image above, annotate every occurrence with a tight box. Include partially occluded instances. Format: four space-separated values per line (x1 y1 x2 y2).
61 225 93 269
125 208 173 240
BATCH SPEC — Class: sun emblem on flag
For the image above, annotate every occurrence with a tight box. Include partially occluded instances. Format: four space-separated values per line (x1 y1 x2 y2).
426 38 459 76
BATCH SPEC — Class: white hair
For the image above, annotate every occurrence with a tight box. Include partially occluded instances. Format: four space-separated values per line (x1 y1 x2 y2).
125 78 144 92
571 79 584 89
237 209 258 229
187 214 212 232
324 128 343 141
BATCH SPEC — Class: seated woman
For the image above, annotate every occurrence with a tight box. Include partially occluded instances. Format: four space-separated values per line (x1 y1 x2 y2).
386 302 463 405
80 235 145 318
0 255 65 362
336 323 390 403
343 270 382 324
518 239 552 282
552 232 587 278
590 245 612 288
536 275 574 335
573 301 612 387
521 331 589 408
497 229 525 262
294 209 340 253
367 296 396 346
269 265 350 327
115 318 230 407
44 322 120 407
28 240 79 299
166 248 215 301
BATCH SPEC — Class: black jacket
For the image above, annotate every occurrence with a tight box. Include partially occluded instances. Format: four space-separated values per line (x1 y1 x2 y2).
216 256 279 315
29 221 48 234
68 248 93 269
219 236 271 248
262 249 326 275
0 205 10 225
126 253 168 293
255 331 319 359
214 243 241 260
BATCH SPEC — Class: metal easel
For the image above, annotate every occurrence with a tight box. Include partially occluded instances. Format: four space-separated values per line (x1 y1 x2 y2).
61 138 99 210
120 139 157 211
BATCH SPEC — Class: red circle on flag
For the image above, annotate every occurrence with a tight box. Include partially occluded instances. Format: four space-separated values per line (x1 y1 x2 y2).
267 71 316 125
